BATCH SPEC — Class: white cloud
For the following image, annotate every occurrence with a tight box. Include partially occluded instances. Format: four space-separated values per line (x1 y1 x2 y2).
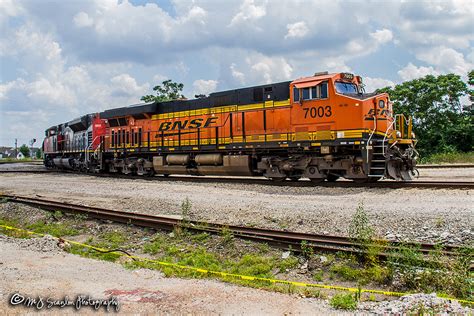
27 78 76 106
249 56 293 84
0 24 151 144
110 74 149 98
230 63 246 85
370 29 393 44
285 21 309 39
398 63 439 81
229 0 266 26
415 46 473 76
363 77 395 93
0 0 24 24
73 12 94 28
152 74 168 84
180 6 207 25
192 79 218 96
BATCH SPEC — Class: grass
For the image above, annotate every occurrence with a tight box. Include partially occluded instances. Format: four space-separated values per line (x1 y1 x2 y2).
0 218 32 238
0 158 40 164
312 270 324 282
101 231 128 248
419 151 474 164
1 200 473 303
278 256 299 272
329 293 358 310
25 221 79 237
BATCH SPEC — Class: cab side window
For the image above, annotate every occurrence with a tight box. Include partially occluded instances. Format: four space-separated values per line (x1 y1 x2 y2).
293 87 300 101
294 81 328 102
302 88 310 100
321 82 328 99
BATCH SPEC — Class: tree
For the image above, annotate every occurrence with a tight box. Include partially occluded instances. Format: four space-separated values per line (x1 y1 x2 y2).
36 149 42 159
377 72 473 157
19 144 30 158
141 79 185 103
468 70 474 105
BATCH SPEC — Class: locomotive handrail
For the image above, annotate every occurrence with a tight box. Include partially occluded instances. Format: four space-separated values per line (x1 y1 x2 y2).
382 117 396 157
85 135 102 162
366 106 377 163
394 114 413 139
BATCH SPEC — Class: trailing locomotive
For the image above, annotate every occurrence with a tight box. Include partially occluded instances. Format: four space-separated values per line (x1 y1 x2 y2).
43 72 418 181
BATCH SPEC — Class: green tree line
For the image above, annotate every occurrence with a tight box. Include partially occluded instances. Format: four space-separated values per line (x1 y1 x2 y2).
378 71 473 157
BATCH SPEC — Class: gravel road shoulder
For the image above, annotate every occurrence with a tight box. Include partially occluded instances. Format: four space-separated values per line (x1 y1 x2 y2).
0 235 343 315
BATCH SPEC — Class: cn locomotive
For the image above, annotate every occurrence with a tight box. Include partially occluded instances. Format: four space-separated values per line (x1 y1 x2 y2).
43 72 418 182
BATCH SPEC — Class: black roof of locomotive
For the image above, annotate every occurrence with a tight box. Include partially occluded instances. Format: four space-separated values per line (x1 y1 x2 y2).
100 102 159 119
99 80 291 120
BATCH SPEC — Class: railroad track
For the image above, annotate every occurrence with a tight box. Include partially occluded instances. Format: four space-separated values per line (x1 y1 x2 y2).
0 169 472 189
417 164 474 169
1 194 469 258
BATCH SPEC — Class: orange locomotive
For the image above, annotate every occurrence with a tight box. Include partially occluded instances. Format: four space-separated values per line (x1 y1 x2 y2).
43 72 417 181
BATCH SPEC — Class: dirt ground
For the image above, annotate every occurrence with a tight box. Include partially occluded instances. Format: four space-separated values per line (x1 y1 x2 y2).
0 237 344 315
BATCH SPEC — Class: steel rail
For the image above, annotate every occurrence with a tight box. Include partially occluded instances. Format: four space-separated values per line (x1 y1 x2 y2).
417 164 474 169
1 194 468 258
1 169 472 189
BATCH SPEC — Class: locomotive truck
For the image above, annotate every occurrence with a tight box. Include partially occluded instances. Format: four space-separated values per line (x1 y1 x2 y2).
43 72 418 182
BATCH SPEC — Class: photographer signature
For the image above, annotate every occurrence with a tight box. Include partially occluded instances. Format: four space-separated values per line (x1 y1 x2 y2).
9 292 120 312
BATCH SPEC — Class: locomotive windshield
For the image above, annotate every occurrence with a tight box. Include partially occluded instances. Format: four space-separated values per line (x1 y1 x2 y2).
335 81 358 94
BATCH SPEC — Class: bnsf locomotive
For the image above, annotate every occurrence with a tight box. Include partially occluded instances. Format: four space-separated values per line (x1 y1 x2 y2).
43 72 417 182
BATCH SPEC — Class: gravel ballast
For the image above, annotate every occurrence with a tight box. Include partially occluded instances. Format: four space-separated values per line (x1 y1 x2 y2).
0 172 472 245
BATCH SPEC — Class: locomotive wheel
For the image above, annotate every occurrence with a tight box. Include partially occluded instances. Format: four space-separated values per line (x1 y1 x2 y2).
326 174 340 182
146 170 155 177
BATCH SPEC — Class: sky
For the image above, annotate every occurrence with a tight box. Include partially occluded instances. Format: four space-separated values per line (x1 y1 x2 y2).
0 0 473 147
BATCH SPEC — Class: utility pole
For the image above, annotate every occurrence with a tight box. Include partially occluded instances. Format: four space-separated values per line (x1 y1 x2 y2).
14 138 17 159
29 139 36 159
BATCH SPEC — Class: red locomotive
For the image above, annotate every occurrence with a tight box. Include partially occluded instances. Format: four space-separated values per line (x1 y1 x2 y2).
43 72 417 181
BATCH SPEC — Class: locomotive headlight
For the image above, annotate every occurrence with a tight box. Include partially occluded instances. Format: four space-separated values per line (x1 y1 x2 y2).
411 132 416 138
396 131 401 138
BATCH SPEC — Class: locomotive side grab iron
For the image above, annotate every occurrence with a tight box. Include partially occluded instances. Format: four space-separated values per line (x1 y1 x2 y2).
43 72 418 182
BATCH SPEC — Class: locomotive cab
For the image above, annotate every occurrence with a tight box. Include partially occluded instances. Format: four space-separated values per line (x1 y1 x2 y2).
289 72 417 181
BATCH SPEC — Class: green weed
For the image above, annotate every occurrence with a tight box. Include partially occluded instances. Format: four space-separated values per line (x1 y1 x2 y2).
143 235 167 254
312 270 324 282
220 226 234 244
348 201 374 244
419 151 474 164
181 197 192 220
26 220 79 237
101 231 127 248
300 240 314 259
68 244 121 262
329 293 358 310
330 263 360 281
278 256 299 272
191 232 210 243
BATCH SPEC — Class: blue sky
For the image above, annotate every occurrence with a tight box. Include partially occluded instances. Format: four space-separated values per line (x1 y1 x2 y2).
0 0 473 147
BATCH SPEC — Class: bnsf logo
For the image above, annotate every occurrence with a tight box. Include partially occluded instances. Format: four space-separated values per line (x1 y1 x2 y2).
158 117 218 131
